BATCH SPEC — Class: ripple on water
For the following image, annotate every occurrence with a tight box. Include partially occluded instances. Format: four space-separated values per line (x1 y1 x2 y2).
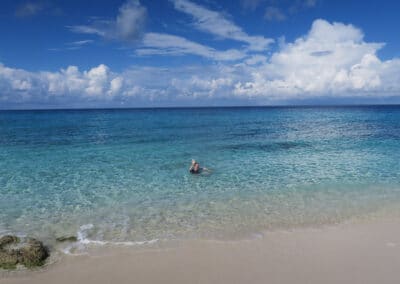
1 107 400 247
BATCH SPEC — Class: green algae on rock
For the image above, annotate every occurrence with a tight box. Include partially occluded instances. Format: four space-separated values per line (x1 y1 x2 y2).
0 235 49 270
0 235 20 269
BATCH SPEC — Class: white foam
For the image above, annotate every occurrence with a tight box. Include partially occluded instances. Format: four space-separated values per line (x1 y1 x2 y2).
62 224 158 255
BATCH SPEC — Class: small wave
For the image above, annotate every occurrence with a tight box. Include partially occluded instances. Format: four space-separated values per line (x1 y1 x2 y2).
62 224 158 255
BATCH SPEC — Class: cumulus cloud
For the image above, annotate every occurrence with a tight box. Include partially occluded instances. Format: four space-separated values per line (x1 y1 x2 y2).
0 63 125 105
234 19 398 99
68 0 147 43
2 19 400 107
171 0 274 51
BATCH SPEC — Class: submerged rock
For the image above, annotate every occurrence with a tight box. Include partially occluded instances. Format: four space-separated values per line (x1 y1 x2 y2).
0 235 49 269
56 236 78 243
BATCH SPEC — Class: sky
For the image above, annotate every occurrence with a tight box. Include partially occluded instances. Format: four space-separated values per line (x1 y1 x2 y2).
1 0 400 109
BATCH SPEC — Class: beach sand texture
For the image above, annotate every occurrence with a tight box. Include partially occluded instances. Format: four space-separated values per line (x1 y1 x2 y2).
3 218 400 284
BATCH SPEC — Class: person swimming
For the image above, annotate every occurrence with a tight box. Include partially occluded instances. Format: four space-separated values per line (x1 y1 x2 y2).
189 159 211 174
189 159 200 174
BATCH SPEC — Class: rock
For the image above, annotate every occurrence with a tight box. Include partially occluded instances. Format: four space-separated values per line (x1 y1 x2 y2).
17 238 49 268
0 251 19 269
0 235 20 269
0 235 20 247
56 236 78 243
0 235 49 269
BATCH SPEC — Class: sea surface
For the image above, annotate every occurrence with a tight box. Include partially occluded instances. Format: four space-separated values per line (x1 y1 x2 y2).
1 106 400 251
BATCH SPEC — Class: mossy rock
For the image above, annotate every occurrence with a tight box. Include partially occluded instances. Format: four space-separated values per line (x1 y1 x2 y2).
17 238 49 267
0 235 49 270
0 235 20 247
0 250 19 269
0 235 20 269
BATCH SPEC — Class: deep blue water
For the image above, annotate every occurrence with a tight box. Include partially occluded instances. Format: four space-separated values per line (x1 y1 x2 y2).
1 106 400 247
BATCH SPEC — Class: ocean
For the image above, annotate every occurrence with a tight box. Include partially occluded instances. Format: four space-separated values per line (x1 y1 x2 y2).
1 106 400 251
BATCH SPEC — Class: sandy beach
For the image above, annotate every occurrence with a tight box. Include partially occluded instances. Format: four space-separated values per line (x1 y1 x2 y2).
2 217 400 284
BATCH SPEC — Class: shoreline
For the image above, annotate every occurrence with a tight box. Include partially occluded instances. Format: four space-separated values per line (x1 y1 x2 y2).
3 216 400 284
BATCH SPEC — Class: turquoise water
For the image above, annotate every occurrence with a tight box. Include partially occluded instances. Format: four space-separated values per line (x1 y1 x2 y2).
1 106 400 247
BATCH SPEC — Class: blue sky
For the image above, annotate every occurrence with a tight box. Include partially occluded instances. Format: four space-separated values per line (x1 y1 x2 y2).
1 0 400 108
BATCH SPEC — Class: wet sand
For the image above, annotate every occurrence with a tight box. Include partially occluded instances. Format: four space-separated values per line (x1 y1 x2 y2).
3 218 400 284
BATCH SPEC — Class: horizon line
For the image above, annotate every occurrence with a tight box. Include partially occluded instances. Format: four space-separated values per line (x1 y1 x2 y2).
1 103 400 111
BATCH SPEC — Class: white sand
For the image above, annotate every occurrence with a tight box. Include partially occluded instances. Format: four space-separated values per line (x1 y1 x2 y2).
3 218 400 284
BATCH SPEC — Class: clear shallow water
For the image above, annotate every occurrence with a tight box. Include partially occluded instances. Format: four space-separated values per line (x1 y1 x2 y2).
1 106 400 247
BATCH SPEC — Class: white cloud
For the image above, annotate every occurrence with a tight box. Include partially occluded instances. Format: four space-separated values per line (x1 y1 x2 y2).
115 0 147 41
48 40 94 51
67 40 94 47
137 33 246 61
171 0 273 51
171 73 235 98
245 54 268 65
68 0 147 43
109 77 124 96
0 64 35 98
68 25 106 37
69 0 246 62
0 64 124 104
84 64 110 96
234 19 400 99
2 19 400 107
